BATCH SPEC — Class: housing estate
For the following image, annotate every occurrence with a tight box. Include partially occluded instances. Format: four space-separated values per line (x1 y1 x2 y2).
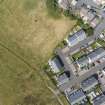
49 0 105 105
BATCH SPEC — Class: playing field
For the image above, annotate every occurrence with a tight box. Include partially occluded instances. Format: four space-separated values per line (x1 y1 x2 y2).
0 0 76 105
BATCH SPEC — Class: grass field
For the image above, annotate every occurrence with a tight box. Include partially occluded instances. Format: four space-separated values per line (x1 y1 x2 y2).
0 0 76 105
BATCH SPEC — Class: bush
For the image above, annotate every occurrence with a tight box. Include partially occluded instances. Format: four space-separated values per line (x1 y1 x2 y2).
46 0 61 18
63 10 77 20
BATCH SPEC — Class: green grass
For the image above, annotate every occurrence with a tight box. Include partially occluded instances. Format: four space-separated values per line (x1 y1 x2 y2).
72 51 84 60
0 0 76 105
46 0 61 18
97 39 105 47
23 0 38 10
91 42 99 49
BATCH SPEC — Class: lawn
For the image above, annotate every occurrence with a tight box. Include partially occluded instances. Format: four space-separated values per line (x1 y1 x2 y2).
0 0 76 105
72 50 84 60
97 39 105 47
91 42 100 49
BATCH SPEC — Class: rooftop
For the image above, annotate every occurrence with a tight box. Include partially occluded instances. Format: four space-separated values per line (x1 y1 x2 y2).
76 47 105 68
67 89 86 105
57 73 69 86
48 57 64 73
81 76 98 91
66 29 86 46
93 94 105 105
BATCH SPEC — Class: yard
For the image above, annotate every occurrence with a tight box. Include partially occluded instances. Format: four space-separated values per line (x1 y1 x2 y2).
72 50 85 60
0 0 76 105
97 39 105 47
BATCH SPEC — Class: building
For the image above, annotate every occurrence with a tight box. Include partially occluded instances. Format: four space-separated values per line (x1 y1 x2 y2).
93 0 105 5
93 94 105 105
66 29 87 47
79 6 95 23
58 0 78 10
90 16 102 28
48 57 64 73
81 76 98 92
58 0 70 10
76 47 105 69
66 89 87 105
57 73 69 86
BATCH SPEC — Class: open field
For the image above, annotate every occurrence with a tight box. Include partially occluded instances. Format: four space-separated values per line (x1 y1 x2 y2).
0 0 76 105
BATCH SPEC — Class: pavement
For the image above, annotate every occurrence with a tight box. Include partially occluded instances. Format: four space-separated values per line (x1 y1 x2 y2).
59 61 105 91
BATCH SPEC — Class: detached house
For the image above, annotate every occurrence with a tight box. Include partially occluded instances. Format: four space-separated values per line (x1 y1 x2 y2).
66 29 87 47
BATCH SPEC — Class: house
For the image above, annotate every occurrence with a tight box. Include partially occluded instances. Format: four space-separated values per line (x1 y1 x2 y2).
93 94 105 105
58 0 70 10
48 57 64 73
66 89 87 105
79 5 95 23
66 29 87 47
81 76 98 92
93 0 105 5
76 47 105 69
90 16 102 28
57 73 69 86
58 0 79 10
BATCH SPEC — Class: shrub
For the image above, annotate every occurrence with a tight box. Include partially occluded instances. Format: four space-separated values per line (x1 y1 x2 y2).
46 0 61 18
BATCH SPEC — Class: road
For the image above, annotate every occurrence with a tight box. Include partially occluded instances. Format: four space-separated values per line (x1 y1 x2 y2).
59 61 105 91
57 1 105 92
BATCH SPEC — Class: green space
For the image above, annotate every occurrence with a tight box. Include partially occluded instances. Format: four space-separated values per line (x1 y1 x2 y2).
77 19 94 36
97 39 105 47
91 42 100 49
0 0 76 105
46 0 61 18
72 50 84 60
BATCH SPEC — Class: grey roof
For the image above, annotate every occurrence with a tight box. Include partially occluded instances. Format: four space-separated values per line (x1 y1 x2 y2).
68 89 86 105
88 47 105 63
76 56 89 68
57 73 69 86
76 48 105 68
67 29 86 46
81 76 98 91
49 57 64 73
93 94 105 105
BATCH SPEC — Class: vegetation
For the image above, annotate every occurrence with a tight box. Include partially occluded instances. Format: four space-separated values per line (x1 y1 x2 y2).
0 0 76 105
46 0 61 18
97 39 105 47
72 50 84 60
77 19 94 36
56 40 67 49
63 10 77 20
91 42 99 49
